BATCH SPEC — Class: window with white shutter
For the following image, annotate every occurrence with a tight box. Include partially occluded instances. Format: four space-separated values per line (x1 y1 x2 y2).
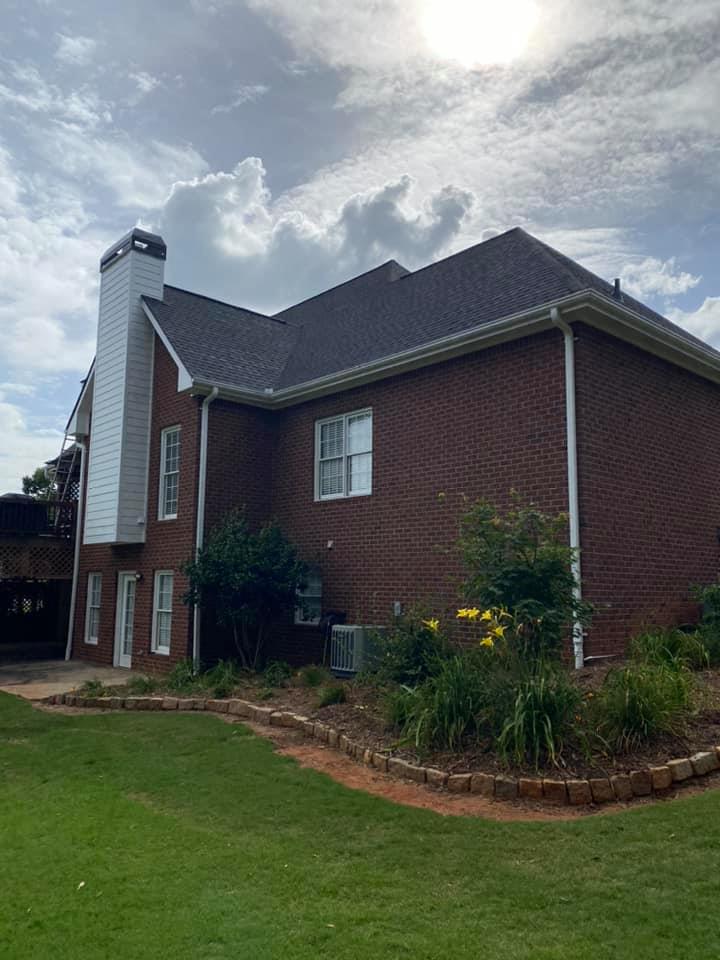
315 409 372 500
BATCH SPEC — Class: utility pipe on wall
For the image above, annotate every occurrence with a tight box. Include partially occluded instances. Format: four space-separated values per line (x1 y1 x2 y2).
550 307 585 669
64 439 87 661
192 387 219 668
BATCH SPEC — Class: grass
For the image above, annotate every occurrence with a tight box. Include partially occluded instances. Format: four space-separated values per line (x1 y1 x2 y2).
1 695 720 959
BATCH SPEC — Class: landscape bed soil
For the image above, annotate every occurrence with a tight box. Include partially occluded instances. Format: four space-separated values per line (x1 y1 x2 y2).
98 664 720 782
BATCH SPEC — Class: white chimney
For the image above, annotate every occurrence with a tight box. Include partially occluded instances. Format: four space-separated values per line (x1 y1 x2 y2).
83 229 166 544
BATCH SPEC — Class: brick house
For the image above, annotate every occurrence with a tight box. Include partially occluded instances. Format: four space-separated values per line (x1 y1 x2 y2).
65 227 720 672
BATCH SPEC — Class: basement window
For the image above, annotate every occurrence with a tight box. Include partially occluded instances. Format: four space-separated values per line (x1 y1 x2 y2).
151 571 173 655
159 426 181 519
315 409 372 500
84 573 101 645
295 570 322 625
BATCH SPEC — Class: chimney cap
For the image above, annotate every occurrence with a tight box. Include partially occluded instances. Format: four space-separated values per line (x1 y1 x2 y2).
100 227 166 273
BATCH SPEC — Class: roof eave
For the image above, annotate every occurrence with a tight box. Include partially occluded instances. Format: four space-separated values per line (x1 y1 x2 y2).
187 290 720 406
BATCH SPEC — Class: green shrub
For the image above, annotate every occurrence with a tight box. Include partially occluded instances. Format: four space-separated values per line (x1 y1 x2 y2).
77 679 108 697
263 660 293 688
167 659 200 693
593 664 694 753
384 685 420 731
459 495 592 658
364 614 451 686
298 664 332 688
496 663 582 768
184 511 307 670
400 655 488 751
629 628 709 671
318 683 347 707
126 675 160 695
202 659 241 698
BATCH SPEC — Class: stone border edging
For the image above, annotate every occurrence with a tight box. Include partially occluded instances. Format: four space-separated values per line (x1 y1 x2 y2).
45 692 720 807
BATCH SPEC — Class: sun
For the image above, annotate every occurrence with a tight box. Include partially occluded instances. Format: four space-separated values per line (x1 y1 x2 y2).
421 0 539 67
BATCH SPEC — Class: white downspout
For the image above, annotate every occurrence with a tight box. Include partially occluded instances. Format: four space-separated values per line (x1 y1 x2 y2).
193 387 219 669
64 439 87 661
550 308 584 669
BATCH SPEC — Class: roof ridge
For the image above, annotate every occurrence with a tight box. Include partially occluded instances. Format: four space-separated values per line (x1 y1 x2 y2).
274 259 409 317
156 285 287 325
518 232 586 296
385 226 532 288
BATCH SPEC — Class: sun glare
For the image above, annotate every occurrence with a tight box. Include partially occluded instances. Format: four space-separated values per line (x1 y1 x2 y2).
421 0 539 67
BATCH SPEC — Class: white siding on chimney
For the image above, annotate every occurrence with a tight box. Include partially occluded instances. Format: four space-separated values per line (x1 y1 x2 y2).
84 248 164 544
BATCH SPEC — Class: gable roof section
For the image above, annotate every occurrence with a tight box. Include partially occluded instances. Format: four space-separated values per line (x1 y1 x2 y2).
143 285 298 391
141 227 719 396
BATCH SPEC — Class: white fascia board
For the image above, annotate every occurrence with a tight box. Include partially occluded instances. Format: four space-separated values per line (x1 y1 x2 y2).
580 292 720 385
141 300 193 391
188 289 720 407
190 292 586 407
66 362 95 435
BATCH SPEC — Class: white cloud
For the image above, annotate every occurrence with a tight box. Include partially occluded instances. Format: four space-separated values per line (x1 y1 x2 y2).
0 146 102 377
0 62 111 127
668 298 720 348
130 71 161 97
54 33 97 67
0 399 65 494
211 84 269 115
35 126 208 208
160 158 473 310
621 257 701 299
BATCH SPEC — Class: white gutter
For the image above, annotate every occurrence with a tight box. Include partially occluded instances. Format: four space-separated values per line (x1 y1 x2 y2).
64 439 87 661
550 308 584 669
192 387 219 668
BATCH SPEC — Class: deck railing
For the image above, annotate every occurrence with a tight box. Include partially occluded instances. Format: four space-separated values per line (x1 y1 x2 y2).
0 500 77 539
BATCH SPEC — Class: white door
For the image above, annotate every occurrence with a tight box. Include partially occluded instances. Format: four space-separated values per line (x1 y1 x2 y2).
115 573 136 668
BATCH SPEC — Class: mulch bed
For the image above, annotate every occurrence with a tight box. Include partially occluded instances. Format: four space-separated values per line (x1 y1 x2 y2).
100 663 720 782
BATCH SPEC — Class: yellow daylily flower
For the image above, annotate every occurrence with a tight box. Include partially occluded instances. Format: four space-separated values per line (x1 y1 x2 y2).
491 624 506 639
480 609 493 621
480 636 495 648
422 618 440 632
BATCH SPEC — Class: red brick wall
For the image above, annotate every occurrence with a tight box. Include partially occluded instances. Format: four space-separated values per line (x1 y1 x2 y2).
72 336 200 671
266 332 568 662
575 324 720 657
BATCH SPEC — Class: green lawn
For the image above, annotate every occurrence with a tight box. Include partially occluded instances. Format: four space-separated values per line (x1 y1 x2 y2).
1 695 719 959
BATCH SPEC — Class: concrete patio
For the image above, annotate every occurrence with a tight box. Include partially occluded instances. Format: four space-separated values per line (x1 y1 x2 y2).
0 659 135 701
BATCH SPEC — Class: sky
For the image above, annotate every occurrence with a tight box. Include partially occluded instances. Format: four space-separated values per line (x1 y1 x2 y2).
1 0 719 492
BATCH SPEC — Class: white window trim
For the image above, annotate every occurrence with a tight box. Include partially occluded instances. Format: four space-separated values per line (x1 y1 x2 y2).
295 571 322 626
151 570 174 656
314 408 373 501
158 425 181 520
84 572 101 645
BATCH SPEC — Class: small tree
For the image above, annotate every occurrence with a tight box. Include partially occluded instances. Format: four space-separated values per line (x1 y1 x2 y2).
458 494 591 658
22 467 54 499
184 511 308 670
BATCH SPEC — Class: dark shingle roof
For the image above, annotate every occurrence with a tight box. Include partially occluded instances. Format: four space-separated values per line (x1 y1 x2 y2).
143 228 714 393
143 285 298 390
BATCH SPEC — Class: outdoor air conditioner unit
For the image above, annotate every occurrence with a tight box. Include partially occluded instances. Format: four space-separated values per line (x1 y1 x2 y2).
330 624 383 675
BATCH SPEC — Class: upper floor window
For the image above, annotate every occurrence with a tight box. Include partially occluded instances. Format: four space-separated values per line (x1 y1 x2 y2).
84 573 102 645
151 570 174 655
159 426 181 519
315 409 372 500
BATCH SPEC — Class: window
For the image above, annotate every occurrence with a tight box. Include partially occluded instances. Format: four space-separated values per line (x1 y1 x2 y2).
295 571 322 625
151 571 173 655
84 573 101 645
159 426 181 519
315 409 372 500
